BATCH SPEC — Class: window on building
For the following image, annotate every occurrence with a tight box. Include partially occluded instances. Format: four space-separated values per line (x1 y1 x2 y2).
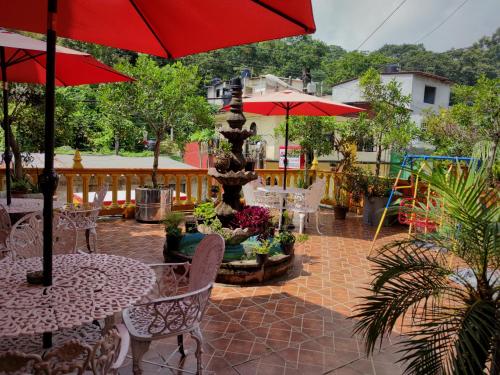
216 89 221 97
424 85 436 104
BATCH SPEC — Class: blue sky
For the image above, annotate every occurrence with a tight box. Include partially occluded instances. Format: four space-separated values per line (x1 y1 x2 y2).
311 0 500 51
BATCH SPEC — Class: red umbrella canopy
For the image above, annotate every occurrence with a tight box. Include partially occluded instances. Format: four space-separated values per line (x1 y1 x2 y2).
0 0 316 58
242 90 365 116
0 29 131 85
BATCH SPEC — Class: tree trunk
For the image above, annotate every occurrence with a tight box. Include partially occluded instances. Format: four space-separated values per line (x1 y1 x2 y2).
303 152 309 188
375 144 383 178
114 133 119 156
0 113 23 180
10 134 23 181
152 132 162 188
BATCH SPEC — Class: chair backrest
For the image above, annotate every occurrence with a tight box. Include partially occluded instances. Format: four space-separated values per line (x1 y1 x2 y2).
0 203 12 249
92 184 109 209
90 324 130 375
188 234 225 292
0 351 43 374
9 211 77 259
304 177 326 211
242 180 258 206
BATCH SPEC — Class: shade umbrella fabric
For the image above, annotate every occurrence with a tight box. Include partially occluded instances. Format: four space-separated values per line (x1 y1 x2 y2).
0 0 316 58
242 89 364 190
0 29 132 204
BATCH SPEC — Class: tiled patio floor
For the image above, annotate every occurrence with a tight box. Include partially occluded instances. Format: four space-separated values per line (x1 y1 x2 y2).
96 211 406 375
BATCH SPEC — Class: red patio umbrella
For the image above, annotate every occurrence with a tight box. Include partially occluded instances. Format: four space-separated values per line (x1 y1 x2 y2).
0 1 316 338
242 90 365 191
0 29 132 205
0 1 316 58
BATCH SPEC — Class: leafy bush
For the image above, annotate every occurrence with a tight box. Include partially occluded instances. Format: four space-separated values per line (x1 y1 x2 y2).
194 202 216 223
276 230 295 245
163 211 185 237
233 206 271 235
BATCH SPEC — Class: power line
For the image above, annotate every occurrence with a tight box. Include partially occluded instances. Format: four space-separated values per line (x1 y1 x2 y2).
355 0 409 50
415 0 469 43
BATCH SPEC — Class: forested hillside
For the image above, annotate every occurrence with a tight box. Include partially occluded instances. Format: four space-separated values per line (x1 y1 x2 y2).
1 28 498 155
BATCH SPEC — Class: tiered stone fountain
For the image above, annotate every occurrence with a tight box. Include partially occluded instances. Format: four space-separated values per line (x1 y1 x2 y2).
169 77 294 284
208 77 257 222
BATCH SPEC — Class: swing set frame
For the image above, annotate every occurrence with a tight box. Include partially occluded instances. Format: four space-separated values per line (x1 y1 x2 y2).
369 154 476 255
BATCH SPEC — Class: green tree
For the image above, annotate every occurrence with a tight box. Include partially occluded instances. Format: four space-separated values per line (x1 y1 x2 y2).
353 157 500 374
322 51 394 88
359 68 417 177
422 76 500 181
109 56 214 186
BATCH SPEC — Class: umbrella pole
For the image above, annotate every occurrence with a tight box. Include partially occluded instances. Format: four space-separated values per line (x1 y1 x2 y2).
280 110 290 229
0 47 11 205
41 0 58 349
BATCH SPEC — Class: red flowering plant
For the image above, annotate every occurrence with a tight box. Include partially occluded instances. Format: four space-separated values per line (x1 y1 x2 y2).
232 206 272 239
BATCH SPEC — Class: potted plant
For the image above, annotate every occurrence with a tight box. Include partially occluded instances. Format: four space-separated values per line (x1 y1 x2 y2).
11 174 43 199
358 173 393 226
254 239 272 266
276 230 295 255
214 139 232 173
332 176 349 220
163 211 185 260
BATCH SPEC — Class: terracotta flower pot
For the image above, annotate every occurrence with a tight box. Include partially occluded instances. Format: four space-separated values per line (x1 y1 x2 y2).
281 242 294 255
163 235 183 262
256 253 269 266
333 205 348 220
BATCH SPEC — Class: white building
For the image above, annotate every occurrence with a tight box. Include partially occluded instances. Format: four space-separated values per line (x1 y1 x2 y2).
331 70 452 129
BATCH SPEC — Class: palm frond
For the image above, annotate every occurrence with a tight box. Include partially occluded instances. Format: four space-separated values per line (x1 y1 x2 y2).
353 241 453 354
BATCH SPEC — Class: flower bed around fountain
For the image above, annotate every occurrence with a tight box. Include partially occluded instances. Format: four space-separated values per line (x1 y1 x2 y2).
166 232 294 284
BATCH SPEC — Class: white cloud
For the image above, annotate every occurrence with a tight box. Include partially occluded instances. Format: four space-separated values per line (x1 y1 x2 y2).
311 0 500 51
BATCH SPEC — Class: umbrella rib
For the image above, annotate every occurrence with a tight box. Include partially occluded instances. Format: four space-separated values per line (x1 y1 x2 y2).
309 102 335 116
128 0 173 59
7 51 45 67
24 50 66 86
250 0 314 32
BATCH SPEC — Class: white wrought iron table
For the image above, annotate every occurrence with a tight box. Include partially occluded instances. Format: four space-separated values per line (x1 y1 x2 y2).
0 198 65 214
0 253 155 341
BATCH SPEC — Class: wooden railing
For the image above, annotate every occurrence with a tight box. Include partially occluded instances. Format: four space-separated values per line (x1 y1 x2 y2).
1 167 359 216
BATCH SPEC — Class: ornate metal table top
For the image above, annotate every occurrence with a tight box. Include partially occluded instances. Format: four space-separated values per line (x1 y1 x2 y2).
0 198 65 214
0 253 155 338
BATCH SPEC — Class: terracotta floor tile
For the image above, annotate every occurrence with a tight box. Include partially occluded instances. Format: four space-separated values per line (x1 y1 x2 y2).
97 216 407 374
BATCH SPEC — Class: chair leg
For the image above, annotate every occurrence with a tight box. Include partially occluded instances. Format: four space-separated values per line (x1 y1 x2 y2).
299 213 305 234
177 334 185 357
131 338 151 375
85 229 91 252
190 328 204 374
85 228 98 253
315 211 322 235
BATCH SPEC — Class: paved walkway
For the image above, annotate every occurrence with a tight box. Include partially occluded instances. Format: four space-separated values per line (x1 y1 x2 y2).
96 211 406 374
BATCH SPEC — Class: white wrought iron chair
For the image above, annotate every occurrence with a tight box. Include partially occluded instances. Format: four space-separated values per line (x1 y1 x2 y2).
286 177 326 234
0 351 43 374
62 184 108 253
0 203 12 259
122 234 225 375
242 178 264 206
0 324 129 375
8 211 77 259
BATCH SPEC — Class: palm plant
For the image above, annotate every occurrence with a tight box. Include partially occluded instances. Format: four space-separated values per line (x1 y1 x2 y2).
353 158 500 374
